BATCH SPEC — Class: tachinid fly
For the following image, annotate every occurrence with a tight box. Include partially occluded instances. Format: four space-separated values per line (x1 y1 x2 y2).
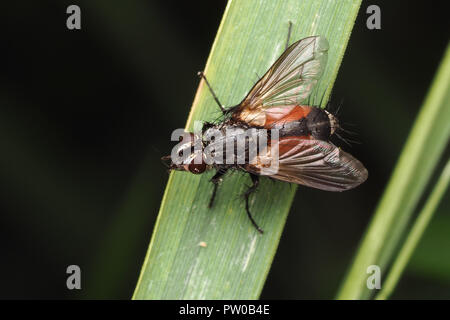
163 31 368 233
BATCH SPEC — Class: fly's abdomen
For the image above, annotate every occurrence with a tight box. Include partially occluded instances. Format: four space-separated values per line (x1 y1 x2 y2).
305 107 331 141
269 106 331 141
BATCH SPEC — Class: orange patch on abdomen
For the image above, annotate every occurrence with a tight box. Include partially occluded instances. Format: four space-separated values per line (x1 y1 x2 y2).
265 105 312 127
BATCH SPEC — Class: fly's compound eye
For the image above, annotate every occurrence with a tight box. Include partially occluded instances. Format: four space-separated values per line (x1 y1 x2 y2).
187 154 206 174
188 162 206 174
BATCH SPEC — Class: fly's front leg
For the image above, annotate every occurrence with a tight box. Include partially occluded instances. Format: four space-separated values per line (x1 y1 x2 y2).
197 71 226 114
244 173 263 234
209 169 228 208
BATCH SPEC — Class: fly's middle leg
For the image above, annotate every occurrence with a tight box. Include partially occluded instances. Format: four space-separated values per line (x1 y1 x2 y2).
208 168 228 208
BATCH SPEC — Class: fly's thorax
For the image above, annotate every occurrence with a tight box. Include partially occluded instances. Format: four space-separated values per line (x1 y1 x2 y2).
202 123 270 167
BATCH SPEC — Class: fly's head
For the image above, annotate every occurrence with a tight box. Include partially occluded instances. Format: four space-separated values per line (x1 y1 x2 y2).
162 132 208 174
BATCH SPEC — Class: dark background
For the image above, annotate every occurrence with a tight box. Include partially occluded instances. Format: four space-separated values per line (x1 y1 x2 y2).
1 1 449 299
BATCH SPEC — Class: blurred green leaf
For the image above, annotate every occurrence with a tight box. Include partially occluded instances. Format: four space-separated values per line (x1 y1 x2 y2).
377 159 450 299
337 42 450 299
407 211 450 284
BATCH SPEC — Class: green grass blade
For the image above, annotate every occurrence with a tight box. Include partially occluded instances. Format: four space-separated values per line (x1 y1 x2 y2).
376 159 450 300
337 43 450 300
133 0 361 300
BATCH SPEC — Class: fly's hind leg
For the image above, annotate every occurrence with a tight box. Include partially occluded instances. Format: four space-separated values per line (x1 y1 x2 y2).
244 173 263 234
209 169 228 208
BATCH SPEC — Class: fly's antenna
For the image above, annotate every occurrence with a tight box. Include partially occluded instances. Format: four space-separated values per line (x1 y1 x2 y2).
198 71 226 114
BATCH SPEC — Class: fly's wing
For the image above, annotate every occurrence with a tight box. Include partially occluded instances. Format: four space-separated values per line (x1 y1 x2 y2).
234 36 328 126
246 137 368 191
